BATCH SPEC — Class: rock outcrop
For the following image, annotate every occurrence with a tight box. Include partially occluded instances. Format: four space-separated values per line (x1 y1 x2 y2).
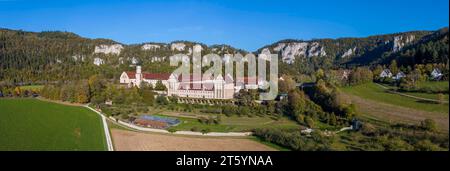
171 43 186 51
142 44 161 51
94 44 123 55
393 35 415 52
93 57 104 66
341 47 356 58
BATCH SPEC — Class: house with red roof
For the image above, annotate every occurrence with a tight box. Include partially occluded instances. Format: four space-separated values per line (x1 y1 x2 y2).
119 66 170 88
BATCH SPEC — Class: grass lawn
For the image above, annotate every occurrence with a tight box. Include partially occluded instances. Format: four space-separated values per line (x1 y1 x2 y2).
415 81 449 92
0 98 107 151
341 83 449 114
151 114 300 132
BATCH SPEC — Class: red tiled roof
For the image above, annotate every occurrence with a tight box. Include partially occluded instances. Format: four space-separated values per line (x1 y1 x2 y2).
126 72 136 79
143 73 171 80
236 77 258 85
125 72 170 80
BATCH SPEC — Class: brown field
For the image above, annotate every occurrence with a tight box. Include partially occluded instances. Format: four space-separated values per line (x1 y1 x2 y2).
111 129 276 151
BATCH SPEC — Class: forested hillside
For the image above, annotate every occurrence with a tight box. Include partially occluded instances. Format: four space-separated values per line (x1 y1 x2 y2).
260 28 448 76
0 27 448 84
0 28 246 84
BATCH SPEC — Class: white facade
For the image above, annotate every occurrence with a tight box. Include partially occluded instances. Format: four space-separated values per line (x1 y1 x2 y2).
431 68 443 80
379 69 393 78
119 66 170 88
120 66 268 100
167 74 235 99
394 72 406 80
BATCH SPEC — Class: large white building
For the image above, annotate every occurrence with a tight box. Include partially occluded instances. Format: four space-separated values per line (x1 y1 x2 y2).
167 74 235 99
120 66 264 99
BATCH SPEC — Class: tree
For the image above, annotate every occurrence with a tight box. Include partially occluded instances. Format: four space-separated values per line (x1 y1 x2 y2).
279 75 296 93
389 60 399 74
156 95 168 105
76 82 90 103
140 82 153 90
342 103 358 119
288 89 324 124
91 94 105 105
113 88 126 104
349 67 373 85
315 69 325 80
328 113 337 126
372 65 384 81
141 90 155 106
88 75 105 97
154 80 167 91
305 116 315 128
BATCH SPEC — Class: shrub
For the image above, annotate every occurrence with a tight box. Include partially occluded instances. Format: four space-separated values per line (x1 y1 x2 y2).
190 127 199 132
414 140 442 151
201 128 211 134
305 116 315 128
421 119 438 132
167 128 177 133
361 123 377 136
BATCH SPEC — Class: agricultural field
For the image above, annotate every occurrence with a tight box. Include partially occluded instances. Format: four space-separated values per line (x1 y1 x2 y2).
340 83 449 132
0 98 107 151
341 83 449 114
150 113 300 132
111 129 276 151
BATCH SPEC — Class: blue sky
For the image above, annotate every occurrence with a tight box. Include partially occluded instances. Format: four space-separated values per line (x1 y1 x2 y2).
0 0 448 51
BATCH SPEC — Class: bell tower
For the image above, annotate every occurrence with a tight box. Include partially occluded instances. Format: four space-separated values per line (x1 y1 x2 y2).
135 65 142 87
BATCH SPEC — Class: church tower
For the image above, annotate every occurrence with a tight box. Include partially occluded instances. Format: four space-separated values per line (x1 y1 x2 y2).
135 65 142 87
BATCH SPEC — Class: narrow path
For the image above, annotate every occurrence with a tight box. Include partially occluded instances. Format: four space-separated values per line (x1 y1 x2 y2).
85 105 114 151
375 83 449 104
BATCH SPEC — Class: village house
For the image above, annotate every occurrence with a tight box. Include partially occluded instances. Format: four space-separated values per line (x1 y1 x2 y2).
379 69 393 78
394 71 406 80
431 68 443 80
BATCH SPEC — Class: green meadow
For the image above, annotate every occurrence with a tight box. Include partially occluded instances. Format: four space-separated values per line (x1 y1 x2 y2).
341 83 449 114
0 98 107 151
153 114 300 132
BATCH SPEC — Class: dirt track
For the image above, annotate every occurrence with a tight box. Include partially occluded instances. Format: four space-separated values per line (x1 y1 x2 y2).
111 129 276 151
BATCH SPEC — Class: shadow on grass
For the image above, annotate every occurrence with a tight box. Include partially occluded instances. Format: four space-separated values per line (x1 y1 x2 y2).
416 100 440 104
